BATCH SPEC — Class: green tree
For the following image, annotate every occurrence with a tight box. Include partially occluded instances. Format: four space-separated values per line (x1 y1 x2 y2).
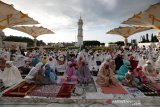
151 33 154 42
3 36 46 47
100 43 105 46
153 35 159 42
108 42 114 44
146 33 149 42
115 41 125 46
142 35 146 43
108 41 124 46
83 40 101 46
37 40 46 46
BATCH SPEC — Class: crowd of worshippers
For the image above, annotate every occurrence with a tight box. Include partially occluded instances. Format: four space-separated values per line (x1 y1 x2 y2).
0 46 160 88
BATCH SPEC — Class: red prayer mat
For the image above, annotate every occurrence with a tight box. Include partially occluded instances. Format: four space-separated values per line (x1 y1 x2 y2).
101 84 128 94
3 81 36 97
27 84 61 97
56 83 74 98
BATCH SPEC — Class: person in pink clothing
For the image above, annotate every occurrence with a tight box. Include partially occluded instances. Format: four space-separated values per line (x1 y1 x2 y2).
134 66 149 84
65 61 78 82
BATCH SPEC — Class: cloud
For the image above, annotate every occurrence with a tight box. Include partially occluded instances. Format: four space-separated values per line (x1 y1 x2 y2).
5 0 159 25
2 0 160 43
4 0 159 27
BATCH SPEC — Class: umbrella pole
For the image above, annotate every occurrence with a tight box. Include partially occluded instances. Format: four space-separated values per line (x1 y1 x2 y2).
0 36 3 49
124 38 128 47
0 30 4 49
34 38 37 47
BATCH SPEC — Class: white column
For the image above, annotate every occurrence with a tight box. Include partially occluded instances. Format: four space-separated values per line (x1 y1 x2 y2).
124 38 128 47
0 30 4 49
0 35 3 49
34 38 37 47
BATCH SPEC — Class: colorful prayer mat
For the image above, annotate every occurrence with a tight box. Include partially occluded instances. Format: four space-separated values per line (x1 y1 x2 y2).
76 78 97 92
125 87 145 97
60 77 78 85
56 83 74 98
3 81 36 97
101 84 128 94
27 84 61 97
136 84 158 96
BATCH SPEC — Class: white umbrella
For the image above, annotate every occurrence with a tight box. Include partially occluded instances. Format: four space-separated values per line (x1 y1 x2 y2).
10 26 54 46
122 2 160 30
0 1 39 30
106 26 152 46
143 2 160 29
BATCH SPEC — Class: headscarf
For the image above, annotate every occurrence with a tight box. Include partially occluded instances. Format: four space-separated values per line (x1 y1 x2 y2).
115 54 123 71
6 61 14 67
25 62 43 80
78 60 91 83
5 61 14 69
99 61 110 76
77 51 85 62
118 60 131 81
58 54 65 61
138 55 146 66
136 66 142 71
67 61 74 77
123 60 131 67
44 64 57 83
44 64 52 77
13 55 26 68
57 54 65 65
97 61 116 86
2 61 22 87
145 60 153 68
155 55 160 72
47 56 56 71
41 55 48 64
129 56 138 69
32 56 40 67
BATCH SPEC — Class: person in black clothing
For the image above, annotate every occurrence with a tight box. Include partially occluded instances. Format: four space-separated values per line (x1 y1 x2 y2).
115 54 124 73
21 49 25 56
19 47 25 56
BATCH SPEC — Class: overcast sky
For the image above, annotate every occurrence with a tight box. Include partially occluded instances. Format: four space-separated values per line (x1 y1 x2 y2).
2 0 160 44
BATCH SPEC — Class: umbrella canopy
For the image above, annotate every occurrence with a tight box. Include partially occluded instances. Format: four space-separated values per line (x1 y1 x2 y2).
144 2 160 29
0 1 39 30
144 2 160 17
122 12 151 26
106 26 152 38
10 26 54 39
0 1 18 16
122 2 160 30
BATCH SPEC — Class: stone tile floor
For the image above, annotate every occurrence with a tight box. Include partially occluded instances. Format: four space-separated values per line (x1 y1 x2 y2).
0 77 160 107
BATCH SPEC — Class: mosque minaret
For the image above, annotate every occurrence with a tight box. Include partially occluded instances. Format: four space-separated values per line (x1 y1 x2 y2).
77 16 83 47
